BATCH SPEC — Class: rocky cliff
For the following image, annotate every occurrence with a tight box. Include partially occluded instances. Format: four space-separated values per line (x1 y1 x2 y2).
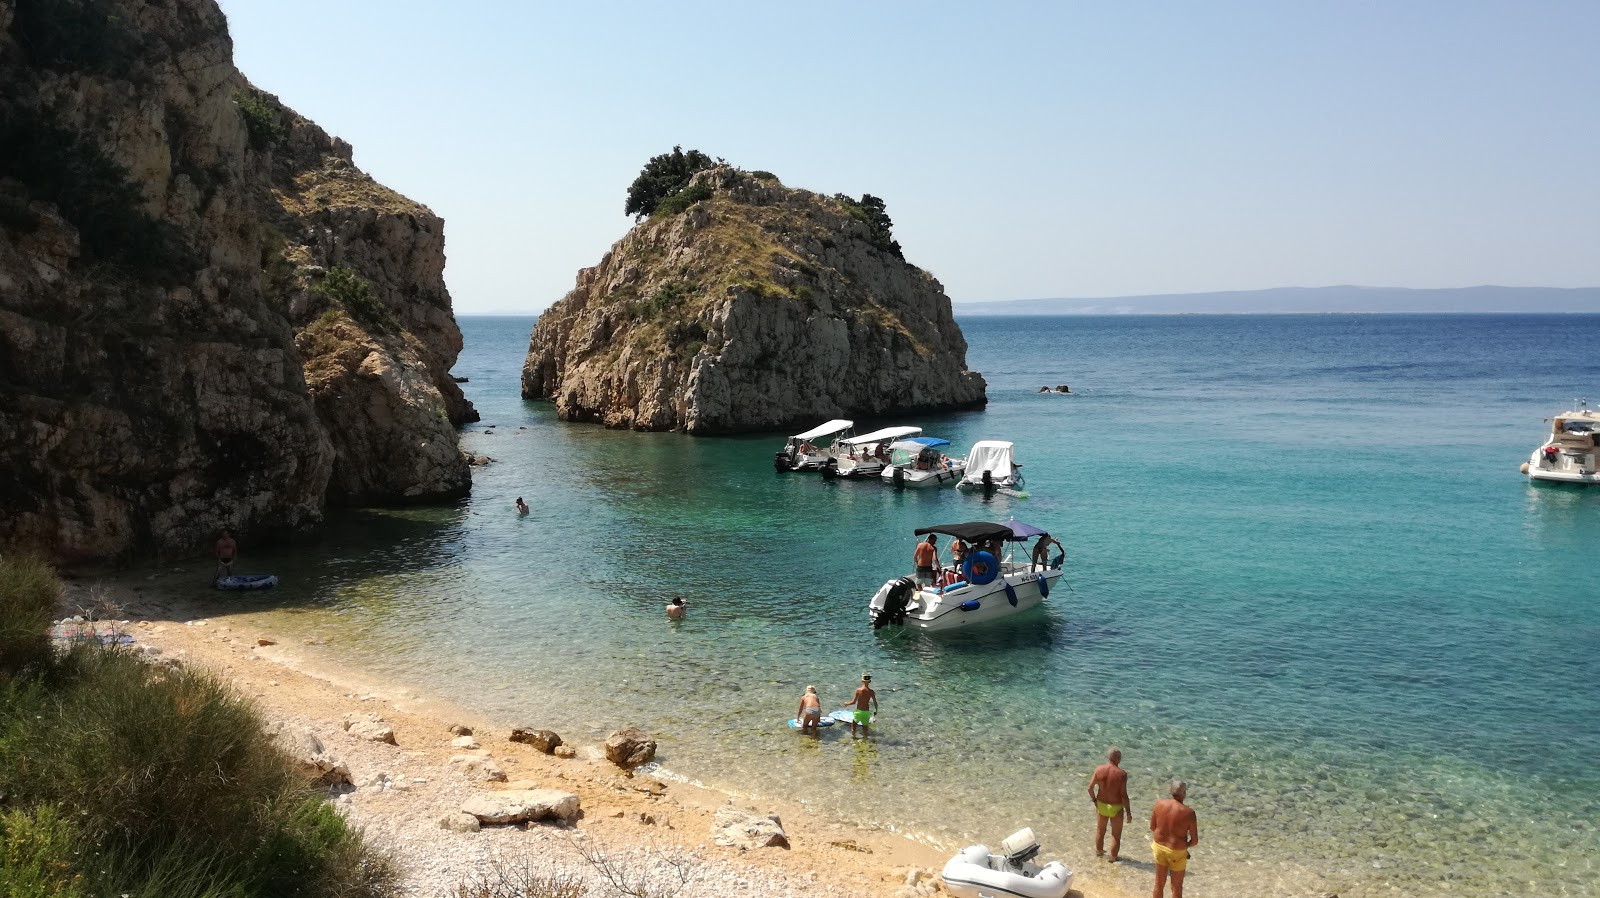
521 168 986 433
0 0 477 562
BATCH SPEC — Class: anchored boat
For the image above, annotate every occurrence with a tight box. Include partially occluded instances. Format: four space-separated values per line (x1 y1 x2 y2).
880 437 964 488
958 440 1025 491
1523 399 1600 485
824 425 922 479
868 521 1063 632
774 419 854 472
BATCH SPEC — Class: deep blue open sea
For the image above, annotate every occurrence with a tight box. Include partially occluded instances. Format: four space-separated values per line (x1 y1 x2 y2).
206 314 1600 897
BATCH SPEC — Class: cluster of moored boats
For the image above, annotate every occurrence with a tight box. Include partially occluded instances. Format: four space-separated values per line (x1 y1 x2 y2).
774 419 1025 491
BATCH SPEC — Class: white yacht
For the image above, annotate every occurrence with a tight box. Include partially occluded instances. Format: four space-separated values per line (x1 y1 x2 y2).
773 419 854 472
867 521 1063 632
880 437 964 488
824 425 922 479
958 440 1025 491
1523 400 1600 485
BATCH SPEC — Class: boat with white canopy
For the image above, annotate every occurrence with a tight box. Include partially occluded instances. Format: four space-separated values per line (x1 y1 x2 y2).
773 419 854 472
823 425 922 479
1522 399 1600 485
958 440 1025 491
867 520 1064 632
880 437 964 488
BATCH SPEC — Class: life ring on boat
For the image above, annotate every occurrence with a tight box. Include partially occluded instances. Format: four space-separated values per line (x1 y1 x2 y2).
963 551 998 586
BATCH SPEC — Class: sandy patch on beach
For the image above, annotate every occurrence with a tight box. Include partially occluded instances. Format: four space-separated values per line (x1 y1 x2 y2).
68 578 1143 898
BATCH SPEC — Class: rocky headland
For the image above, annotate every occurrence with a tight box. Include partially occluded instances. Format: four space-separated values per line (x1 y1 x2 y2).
0 0 477 562
521 167 986 433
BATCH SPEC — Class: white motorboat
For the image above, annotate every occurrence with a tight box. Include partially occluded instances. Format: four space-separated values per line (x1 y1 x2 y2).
958 440 1025 491
774 419 854 472
1523 400 1600 485
824 425 922 479
941 828 1072 898
868 521 1063 632
880 437 964 488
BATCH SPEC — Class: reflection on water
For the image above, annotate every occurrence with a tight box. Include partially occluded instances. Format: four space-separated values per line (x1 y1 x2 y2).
189 315 1600 898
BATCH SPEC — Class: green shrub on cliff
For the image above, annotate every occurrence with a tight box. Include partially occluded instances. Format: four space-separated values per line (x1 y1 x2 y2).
314 265 393 330
0 564 399 898
234 88 286 150
624 146 719 219
834 193 903 259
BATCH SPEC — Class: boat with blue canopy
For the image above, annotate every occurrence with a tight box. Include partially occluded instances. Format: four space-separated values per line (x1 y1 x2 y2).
867 520 1065 632
880 437 964 488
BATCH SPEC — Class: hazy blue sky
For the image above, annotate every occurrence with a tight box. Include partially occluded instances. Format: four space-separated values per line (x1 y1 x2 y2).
217 1 1599 313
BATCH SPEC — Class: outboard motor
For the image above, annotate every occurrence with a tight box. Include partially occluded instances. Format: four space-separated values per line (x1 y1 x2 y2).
999 828 1042 871
892 466 906 487
869 577 918 628
774 449 793 471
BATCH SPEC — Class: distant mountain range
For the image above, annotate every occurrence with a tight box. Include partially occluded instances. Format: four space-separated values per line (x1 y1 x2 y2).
952 286 1600 316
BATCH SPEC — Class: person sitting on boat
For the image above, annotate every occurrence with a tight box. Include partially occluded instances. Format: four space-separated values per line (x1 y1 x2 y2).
796 685 823 735
950 538 969 570
1031 533 1062 571
939 454 952 469
799 441 815 455
665 596 687 619
913 534 940 587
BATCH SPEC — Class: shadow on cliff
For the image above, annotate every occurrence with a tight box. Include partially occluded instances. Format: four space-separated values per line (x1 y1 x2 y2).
79 505 470 625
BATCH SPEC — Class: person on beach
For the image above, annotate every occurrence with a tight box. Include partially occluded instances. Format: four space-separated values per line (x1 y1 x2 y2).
515 497 529 515
847 674 878 737
1087 747 1132 862
213 529 237 583
797 685 823 734
1031 533 1062 571
665 596 686 619
1150 779 1199 898
913 535 940 587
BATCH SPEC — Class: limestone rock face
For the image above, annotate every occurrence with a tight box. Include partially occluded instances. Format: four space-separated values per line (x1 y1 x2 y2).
0 0 476 562
522 168 985 433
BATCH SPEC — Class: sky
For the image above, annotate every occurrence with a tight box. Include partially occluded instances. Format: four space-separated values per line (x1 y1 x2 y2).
216 1 1600 314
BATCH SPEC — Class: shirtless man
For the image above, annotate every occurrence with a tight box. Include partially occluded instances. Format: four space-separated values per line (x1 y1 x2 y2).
213 529 237 583
1088 747 1132 862
913 535 940 587
665 596 687 619
1150 779 1199 898
515 497 529 515
1031 533 1062 571
847 674 878 737
796 685 823 735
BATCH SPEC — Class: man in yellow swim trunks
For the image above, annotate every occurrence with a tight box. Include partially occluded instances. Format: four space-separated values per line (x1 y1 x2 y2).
1087 746 1132 862
1150 778 1199 898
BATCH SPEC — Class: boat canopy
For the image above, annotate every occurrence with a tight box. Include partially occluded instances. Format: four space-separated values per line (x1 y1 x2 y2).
1003 518 1048 539
790 419 854 441
964 440 1016 475
913 521 1019 543
888 437 950 453
842 425 922 445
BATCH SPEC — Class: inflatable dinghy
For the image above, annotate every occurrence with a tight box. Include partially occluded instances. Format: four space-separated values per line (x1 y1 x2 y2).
940 828 1072 898
215 574 278 591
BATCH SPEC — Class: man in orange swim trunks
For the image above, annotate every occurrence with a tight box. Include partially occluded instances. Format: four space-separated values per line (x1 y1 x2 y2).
1150 778 1199 898
1087 746 1132 861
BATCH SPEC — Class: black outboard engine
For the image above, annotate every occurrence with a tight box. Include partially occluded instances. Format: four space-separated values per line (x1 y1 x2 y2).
774 449 793 471
869 577 918 628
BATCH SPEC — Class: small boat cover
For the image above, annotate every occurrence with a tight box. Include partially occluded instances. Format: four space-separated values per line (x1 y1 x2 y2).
842 425 922 445
913 521 1018 543
963 440 1016 477
790 419 854 441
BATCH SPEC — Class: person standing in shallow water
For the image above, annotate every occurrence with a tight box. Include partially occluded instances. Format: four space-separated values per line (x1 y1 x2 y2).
1150 778 1199 898
796 685 823 735
213 529 237 583
1087 747 1132 862
847 674 877 737
665 596 686 619
515 497 529 515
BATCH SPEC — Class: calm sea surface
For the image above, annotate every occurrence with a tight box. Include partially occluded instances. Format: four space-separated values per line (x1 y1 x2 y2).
203 314 1600 897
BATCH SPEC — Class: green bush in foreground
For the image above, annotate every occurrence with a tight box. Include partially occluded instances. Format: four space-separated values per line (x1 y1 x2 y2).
0 555 60 677
0 567 397 898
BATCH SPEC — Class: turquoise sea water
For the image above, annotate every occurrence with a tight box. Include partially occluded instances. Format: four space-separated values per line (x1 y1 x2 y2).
210 314 1599 897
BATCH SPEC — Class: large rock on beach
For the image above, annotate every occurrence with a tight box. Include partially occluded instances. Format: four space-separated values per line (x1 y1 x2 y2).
0 0 477 564
604 727 658 767
510 727 563 753
449 753 507 783
462 789 580 826
521 167 986 432
269 724 352 786
343 712 397 745
710 805 790 850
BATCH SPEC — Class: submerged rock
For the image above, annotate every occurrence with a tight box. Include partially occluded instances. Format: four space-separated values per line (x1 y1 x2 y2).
522 167 985 433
